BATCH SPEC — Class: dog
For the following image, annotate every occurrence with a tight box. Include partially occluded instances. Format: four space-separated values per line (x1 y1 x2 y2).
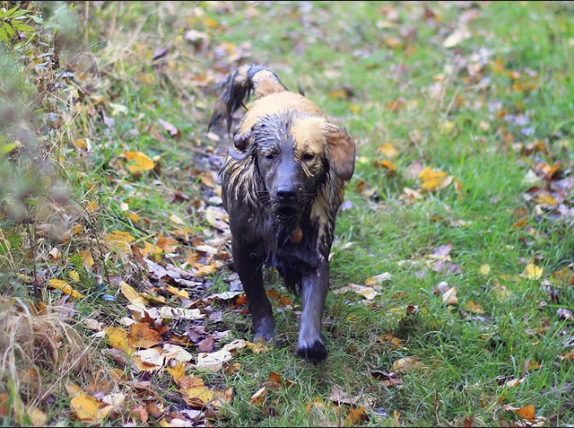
209 65 355 363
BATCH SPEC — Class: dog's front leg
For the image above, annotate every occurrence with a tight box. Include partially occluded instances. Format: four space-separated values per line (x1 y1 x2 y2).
297 262 329 363
232 241 276 342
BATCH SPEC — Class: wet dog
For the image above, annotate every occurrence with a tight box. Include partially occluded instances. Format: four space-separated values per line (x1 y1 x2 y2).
209 65 355 363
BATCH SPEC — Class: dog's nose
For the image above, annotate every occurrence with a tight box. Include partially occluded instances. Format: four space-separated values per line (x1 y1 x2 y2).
276 186 297 203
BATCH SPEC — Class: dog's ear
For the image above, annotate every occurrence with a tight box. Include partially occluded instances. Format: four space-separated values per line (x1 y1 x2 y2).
325 124 355 181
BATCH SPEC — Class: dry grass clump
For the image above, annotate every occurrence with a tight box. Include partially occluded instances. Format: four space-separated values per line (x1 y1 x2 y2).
0 298 92 425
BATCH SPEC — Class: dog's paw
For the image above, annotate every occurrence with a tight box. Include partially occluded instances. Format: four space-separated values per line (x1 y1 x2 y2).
297 340 328 364
253 316 276 343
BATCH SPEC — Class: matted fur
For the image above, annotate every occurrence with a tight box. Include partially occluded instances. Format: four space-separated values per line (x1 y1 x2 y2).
210 65 355 363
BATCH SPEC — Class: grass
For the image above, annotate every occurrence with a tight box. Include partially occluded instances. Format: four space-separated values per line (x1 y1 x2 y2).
1 1 574 426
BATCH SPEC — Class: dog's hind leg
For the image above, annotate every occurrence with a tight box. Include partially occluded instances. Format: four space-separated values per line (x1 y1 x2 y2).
232 242 276 342
297 262 329 363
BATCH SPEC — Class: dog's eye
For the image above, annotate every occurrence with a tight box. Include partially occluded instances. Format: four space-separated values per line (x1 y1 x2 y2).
302 153 315 162
265 153 276 160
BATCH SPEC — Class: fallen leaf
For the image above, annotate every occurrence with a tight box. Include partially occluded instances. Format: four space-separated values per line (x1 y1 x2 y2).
504 378 525 388
377 143 399 158
107 231 135 253
246 340 272 354
181 379 214 409
375 160 397 172
120 281 147 308
521 263 543 280
442 286 459 306
48 279 85 299
69 270 80 282
158 119 181 138
479 264 491 276
516 405 536 421
166 285 190 299
167 362 186 385
391 357 422 373
128 323 162 349
345 406 369 425
104 326 135 356
418 166 450 191
249 387 267 406
365 272 392 286
133 348 165 371
333 284 378 300
124 151 155 173
377 333 405 348
70 393 113 424
464 300 484 314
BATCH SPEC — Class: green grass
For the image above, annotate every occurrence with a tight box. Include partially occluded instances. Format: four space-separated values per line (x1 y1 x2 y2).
2 1 574 427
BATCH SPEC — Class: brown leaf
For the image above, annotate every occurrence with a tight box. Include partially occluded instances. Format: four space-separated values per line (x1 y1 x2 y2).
198 337 215 353
128 323 162 349
391 357 422 373
249 387 267 407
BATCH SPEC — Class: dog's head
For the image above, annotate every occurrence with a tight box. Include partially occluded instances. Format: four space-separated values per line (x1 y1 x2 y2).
244 112 355 222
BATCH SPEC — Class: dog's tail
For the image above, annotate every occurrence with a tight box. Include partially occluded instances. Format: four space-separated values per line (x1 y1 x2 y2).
208 65 287 133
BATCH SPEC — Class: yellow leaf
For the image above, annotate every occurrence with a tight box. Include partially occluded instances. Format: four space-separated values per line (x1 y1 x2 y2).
377 333 405 348
126 212 140 222
246 340 273 354
107 230 135 253
442 121 456 134
349 104 361 114
104 326 135 356
375 160 397 172
181 385 214 408
86 201 98 213
142 241 162 257
195 262 217 276
167 362 186 386
166 285 189 299
204 17 219 29
80 249 94 269
521 263 543 280
26 406 47 427
535 194 558 207
418 166 449 191
345 406 368 426
516 405 536 421
48 279 85 299
128 323 162 349
479 264 491 276
464 300 484 314
120 281 147 307
377 143 399 158
74 138 91 151
69 270 80 282
72 224 83 236
70 393 113 424
124 151 155 173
